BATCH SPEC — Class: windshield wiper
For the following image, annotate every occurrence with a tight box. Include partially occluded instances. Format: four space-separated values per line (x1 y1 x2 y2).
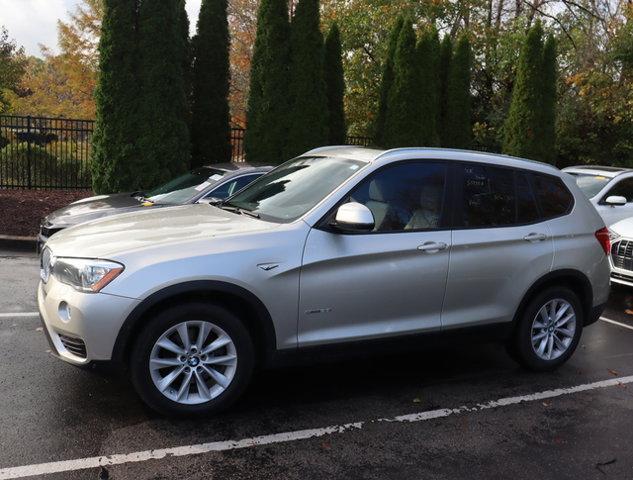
216 203 241 214
239 208 260 219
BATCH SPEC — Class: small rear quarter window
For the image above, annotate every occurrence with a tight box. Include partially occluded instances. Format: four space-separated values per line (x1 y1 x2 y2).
531 174 574 219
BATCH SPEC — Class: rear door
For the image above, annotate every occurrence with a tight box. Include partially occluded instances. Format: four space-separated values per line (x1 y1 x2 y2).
441 163 555 329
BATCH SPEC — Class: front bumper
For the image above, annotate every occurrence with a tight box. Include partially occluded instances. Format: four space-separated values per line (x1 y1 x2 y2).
37 277 140 365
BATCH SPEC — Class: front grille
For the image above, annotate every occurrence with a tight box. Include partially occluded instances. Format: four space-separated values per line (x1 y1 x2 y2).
611 240 633 271
612 271 633 283
58 334 87 358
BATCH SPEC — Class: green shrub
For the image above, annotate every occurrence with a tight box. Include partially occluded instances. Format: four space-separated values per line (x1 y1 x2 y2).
0 142 90 187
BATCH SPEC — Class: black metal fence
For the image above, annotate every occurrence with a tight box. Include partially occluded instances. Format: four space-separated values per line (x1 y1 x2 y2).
0 114 374 189
0 115 94 189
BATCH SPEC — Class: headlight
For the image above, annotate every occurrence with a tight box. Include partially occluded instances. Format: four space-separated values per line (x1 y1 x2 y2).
52 258 124 293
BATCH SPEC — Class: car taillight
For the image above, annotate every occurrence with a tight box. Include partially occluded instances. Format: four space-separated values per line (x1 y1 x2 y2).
595 227 611 255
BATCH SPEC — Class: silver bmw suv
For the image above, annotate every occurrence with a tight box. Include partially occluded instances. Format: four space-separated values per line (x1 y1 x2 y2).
38 147 611 415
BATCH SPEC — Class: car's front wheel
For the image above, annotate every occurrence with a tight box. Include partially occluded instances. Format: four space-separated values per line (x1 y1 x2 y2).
130 302 254 416
511 287 583 371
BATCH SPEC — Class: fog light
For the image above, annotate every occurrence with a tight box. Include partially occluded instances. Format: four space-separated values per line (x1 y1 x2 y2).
58 301 72 323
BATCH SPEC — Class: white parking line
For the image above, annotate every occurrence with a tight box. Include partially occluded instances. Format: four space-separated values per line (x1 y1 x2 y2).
0 312 38 319
0 375 632 480
600 316 633 331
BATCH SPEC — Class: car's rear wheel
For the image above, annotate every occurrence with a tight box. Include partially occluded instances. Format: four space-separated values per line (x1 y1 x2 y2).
511 287 583 371
130 302 254 416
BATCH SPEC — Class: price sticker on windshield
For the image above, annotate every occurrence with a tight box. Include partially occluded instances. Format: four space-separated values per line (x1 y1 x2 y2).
195 181 211 191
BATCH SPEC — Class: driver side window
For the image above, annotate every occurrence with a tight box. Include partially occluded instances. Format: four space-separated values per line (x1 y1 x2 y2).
344 162 447 233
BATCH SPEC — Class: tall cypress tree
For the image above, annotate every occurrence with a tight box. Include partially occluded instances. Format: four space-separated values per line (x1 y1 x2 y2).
324 23 346 145
374 16 404 147
417 26 440 146
245 0 290 165
283 0 329 158
438 35 452 147
383 19 421 148
179 0 193 132
541 34 557 165
503 22 544 160
191 0 231 167
137 0 191 188
445 34 472 149
92 0 139 194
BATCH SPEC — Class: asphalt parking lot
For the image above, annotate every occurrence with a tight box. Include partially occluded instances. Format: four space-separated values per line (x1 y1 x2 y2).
1 248 633 480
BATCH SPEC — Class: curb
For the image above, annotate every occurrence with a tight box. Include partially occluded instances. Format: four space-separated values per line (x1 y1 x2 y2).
0 235 37 252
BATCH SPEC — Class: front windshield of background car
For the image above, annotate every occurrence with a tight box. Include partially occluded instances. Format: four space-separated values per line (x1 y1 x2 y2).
568 173 611 199
146 167 227 204
225 156 367 222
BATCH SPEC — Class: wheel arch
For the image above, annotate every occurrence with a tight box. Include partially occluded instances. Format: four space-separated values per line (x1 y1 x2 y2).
111 281 278 367
513 269 594 328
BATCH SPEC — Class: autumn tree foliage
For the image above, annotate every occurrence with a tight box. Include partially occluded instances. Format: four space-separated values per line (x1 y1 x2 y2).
91 0 139 193
191 0 232 167
245 0 290 164
324 23 347 144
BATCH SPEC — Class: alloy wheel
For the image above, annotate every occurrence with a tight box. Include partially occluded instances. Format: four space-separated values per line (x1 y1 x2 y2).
531 298 577 361
149 321 238 405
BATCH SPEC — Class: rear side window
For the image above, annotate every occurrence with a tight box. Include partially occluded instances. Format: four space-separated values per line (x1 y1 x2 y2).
458 164 516 227
516 172 540 223
531 174 574 219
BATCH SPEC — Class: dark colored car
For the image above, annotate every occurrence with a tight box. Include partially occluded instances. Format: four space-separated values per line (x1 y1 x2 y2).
38 163 272 250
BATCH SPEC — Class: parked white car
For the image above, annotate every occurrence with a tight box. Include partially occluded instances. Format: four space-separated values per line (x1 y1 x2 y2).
608 217 633 287
563 165 633 226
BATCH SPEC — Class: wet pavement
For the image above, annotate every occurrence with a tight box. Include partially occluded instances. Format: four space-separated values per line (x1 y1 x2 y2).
0 249 632 479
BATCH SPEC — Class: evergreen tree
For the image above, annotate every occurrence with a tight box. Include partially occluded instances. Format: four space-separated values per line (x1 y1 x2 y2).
374 16 404 147
283 0 329 158
438 35 452 147
179 0 193 132
541 34 557 165
503 22 544 160
191 0 231 167
245 0 290 165
91 0 139 193
445 34 472 149
137 0 191 188
417 26 440 146
324 23 346 145
383 19 421 148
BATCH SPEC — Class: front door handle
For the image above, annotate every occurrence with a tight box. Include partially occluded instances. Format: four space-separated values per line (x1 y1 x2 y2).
418 241 448 253
523 232 547 242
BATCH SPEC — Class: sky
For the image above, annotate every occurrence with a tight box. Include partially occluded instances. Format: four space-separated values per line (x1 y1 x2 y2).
0 0 203 57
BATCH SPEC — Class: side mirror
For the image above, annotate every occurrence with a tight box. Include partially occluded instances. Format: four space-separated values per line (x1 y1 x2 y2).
198 196 223 206
332 202 374 232
606 195 627 207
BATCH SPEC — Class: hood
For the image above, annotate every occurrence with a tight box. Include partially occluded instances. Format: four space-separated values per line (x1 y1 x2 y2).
44 193 150 227
45 203 280 258
610 217 633 238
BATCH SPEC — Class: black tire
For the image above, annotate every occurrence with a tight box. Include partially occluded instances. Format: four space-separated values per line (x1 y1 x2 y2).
129 302 255 416
510 287 584 371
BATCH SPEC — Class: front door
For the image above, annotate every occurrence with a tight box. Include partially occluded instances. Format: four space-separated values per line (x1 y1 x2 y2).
298 161 451 346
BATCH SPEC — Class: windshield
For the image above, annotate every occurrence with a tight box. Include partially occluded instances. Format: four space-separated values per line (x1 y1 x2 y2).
567 173 611 199
146 167 227 204
225 156 367 222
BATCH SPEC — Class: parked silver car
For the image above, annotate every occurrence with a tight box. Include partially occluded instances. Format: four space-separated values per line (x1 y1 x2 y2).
37 163 272 250
38 147 611 415
563 165 633 226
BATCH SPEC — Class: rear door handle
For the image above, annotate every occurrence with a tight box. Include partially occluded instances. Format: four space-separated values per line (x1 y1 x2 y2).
523 232 547 242
417 241 448 253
